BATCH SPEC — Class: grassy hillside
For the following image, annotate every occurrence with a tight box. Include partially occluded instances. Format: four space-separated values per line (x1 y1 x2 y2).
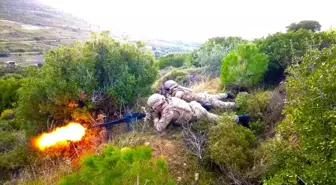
0 0 99 66
0 0 201 67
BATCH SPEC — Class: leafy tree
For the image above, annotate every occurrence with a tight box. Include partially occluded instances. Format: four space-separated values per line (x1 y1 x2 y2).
255 29 336 84
156 53 191 69
58 145 176 185
263 45 336 184
287 20 322 32
200 37 246 52
193 37 246 76
220 43 268 88
17 31 158 127
0 74 24 113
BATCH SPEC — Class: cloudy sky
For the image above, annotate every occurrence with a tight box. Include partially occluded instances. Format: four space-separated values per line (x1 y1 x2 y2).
38 0 335 42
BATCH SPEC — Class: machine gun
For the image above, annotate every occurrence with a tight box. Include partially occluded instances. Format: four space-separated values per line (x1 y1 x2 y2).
92 112 146 141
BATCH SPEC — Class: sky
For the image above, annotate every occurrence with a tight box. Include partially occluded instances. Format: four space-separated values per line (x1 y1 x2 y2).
38 0 336 42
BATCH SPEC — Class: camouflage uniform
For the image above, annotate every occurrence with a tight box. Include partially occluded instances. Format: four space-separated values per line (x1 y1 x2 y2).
165 81 235 109
147 94 219 132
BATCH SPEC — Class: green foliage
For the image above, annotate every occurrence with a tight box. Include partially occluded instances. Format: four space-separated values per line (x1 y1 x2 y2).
0 74 24 113
207 113 256 173
249 120 265 135
16 31 158 125
194 37 245 76
58 145 176 185
255 29 336 84
287 20 321 32
221 43 268 88
0 119 37 182
0 65 26 77
1 109 14 120
236 91 271 120
200 37 246 52
156 53 192 69
152 69 188 93
236 89 284 138
264 45 336 184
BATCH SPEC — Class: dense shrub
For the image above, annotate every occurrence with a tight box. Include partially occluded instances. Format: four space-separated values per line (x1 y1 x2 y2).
221 43 268 88
263 45 336 184
157 53 191 69
0 65 25 77
286 20 321 32
152 69 188 94
236 91 271 120
0 120 37 182
199 37 246 52
255 29 336 84
0 74 24 113
1 109 14 120
207 113 256 174
194 37 245 76
236 90 284 138
58 145 176 185
16 31 158 126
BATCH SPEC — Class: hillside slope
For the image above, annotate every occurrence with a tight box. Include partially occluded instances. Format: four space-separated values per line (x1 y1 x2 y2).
0 0 99 66
0 0 201 67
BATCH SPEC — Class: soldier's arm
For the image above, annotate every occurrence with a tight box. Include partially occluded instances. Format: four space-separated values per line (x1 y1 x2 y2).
174 91 184 99
154 110 174 133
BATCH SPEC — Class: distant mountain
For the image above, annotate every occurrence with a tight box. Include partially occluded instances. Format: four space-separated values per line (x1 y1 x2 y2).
0 0 201 66
0 0 99 32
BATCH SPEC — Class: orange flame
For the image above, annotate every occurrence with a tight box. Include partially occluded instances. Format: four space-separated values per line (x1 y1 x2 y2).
35 123 86 151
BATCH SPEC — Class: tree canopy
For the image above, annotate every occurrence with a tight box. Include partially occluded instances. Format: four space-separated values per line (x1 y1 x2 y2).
286 20 322 32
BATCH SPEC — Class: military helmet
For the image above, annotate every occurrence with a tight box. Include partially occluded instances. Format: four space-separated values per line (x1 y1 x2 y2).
164 80 178 91
147 93 165 109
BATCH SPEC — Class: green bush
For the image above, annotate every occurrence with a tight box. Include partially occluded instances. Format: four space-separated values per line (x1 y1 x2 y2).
0 120 37 182
157 53 191 69
152 69 188 93
236 91 271 121
16 31 158 126
221 43 268 88
1 109 14 120
286 20 321 32
58 145 176 185
236 90 284 138
0 74 24 113
263 45 336 184
255 29 336 84
192 37 246 76
207 113 256 173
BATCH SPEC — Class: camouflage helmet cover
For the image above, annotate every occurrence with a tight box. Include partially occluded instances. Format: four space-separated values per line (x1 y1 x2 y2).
164 80 178 91
147 93 165 109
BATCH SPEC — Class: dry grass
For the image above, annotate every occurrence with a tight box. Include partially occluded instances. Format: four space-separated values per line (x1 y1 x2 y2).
4 158 74 185
191 77 224 94
113 131 214 184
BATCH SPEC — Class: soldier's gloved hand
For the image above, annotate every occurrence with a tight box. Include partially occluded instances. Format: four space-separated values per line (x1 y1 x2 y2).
226 93 235 99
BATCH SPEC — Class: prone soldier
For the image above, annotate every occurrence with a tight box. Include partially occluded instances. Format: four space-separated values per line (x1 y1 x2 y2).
163 80 236 110
147 93 250 133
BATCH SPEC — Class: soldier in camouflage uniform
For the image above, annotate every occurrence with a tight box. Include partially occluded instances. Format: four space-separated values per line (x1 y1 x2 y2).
147 93 249 133
163 80 236 109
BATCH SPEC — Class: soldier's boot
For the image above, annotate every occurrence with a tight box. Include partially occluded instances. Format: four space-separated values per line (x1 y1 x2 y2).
201 103 211 111
236 114 250 128
210 93 235 100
